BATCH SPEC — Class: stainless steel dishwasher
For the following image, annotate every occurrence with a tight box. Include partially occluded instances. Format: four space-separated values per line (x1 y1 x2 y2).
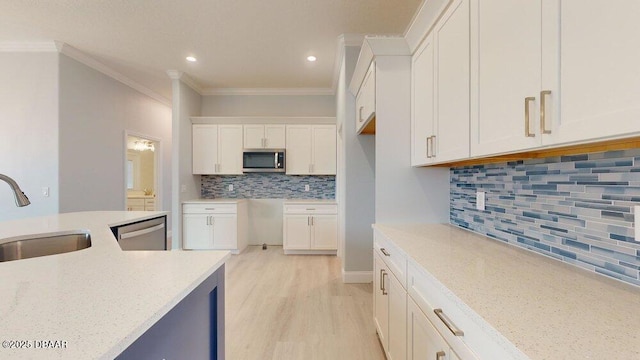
111 216 167 250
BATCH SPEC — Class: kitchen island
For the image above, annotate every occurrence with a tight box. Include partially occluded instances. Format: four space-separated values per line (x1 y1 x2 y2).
0 211 229 359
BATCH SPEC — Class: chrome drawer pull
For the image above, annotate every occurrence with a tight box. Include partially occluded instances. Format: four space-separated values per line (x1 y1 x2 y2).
381 270 388 295
434 309 464 336
380 248 390 257
540 90 552 134
524 97 536 137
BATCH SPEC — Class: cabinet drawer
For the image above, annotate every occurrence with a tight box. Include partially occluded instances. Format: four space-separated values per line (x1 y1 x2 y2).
127 198 145 206
183 203 237 214
407 260 522 360
373 231 407 289
283 204 337 215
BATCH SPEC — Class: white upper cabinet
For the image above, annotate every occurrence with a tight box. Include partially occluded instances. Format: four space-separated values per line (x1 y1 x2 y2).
411 32 435 166
243 124 286 149
285 125 336 175
470 0 542 157
192 124 218 174
356 62 376 135
544 1 640 145
412 0 470 165
471 0 640 157
192 124 242 175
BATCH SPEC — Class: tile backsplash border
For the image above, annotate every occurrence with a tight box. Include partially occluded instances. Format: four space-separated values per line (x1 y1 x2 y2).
450 149 640 287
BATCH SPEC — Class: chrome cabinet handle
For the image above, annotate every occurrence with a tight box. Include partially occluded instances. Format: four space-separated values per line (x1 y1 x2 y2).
431 135 436 157
436 351 446 360
307 216 310 226
381 271 388 295
359 106 364 122
524 97 536 137
206 216 210 225
205 208 216 210
434 309 464 336
540 90 552 134
426 137 432 158
380 248 390 257
379 269 384 291
311 217 314 226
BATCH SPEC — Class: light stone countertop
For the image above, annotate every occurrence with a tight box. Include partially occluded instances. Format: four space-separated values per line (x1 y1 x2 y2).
373 223 640 360
0 211 230 359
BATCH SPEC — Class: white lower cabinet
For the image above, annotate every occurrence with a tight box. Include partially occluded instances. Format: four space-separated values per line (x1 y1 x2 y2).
182 201 248 254
408 298 460 360
283 202 337 254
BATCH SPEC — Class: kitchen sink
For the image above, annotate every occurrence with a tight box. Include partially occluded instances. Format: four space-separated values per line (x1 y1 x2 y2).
0 232 91 262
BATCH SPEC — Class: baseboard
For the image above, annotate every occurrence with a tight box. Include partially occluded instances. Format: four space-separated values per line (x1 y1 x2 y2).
342 270 373 284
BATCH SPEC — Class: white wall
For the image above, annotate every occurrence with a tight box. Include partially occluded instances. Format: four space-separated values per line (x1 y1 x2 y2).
375 56 449 223
337 45 377 276
0 52 59 221
171 80 202 249
58 54 172 216
201 94 336 116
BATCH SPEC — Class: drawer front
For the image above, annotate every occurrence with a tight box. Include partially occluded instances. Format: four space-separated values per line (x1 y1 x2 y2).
127 198 145 206
407 260 524 360
283 204 337 215
183 203 237 214
373 230 407 289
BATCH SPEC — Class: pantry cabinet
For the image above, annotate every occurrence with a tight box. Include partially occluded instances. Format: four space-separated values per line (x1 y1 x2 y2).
283 202 337 254
355 62 376 135
192 124 243 175
243 124 286 149
411 0 469 166
285 125 336 175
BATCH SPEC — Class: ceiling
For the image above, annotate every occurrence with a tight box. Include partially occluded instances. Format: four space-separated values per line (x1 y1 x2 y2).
0 0 423 101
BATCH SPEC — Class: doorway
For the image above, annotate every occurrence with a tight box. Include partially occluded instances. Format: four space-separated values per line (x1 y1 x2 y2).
125 132 161 212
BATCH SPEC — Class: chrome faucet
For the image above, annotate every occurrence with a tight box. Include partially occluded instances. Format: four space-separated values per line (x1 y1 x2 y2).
0 174 30 207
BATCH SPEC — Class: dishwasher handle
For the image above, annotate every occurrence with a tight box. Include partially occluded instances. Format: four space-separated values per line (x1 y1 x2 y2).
119 223 165 240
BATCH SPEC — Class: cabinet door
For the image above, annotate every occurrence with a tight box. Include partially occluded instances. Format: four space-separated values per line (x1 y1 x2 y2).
387 271 407 360
374 254 389 353
407 298 448 360
356 63 376 134
283 215 311 249
411 33 435 166
192 124 218 174
311 125 337 175
183 214 213 249
218 125 243 174
285 125 312 175
310 215 337 250
211 214 237 250
243 125 265 149
434 0 470 163
545 1 640 145
470 0 542 156
264 124 286 148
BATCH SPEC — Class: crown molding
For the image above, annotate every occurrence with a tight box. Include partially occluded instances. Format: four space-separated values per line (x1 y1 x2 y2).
404 0 451 54
57 42 171 106
0 41 59 52
200 87 334 96
332 34 365 92
166 70 203 95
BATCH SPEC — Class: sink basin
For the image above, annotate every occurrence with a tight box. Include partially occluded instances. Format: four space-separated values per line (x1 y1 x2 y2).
0 232 91 262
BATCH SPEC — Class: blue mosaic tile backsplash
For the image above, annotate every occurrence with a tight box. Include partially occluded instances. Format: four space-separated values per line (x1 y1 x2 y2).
450 149 640 287
201 174 335 199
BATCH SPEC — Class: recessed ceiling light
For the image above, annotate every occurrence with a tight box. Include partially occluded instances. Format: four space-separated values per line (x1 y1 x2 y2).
307 55 317 62
186 56 197 62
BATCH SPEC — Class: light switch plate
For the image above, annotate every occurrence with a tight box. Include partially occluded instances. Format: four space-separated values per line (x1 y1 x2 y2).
42 187 49 197
476 191 486 211
635 206 640 241
180 184 186 193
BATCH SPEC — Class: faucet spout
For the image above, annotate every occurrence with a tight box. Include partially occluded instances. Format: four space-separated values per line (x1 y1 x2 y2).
0 174 30 207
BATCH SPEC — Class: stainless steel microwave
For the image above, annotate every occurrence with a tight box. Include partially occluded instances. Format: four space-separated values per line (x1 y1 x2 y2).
242 149 285 173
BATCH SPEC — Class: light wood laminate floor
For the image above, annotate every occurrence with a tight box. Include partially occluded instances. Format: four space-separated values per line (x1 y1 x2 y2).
225 246 385 360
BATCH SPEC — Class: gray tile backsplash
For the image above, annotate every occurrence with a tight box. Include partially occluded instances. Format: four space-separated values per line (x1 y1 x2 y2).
450 149 640 287
201 173 335 199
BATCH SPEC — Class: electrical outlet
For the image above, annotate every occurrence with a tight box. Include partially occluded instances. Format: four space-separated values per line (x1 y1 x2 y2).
180 184 187 193
42 187 49 197
476 191 486 211
635 206 640 241
305 185 310 192
228 184 234 192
